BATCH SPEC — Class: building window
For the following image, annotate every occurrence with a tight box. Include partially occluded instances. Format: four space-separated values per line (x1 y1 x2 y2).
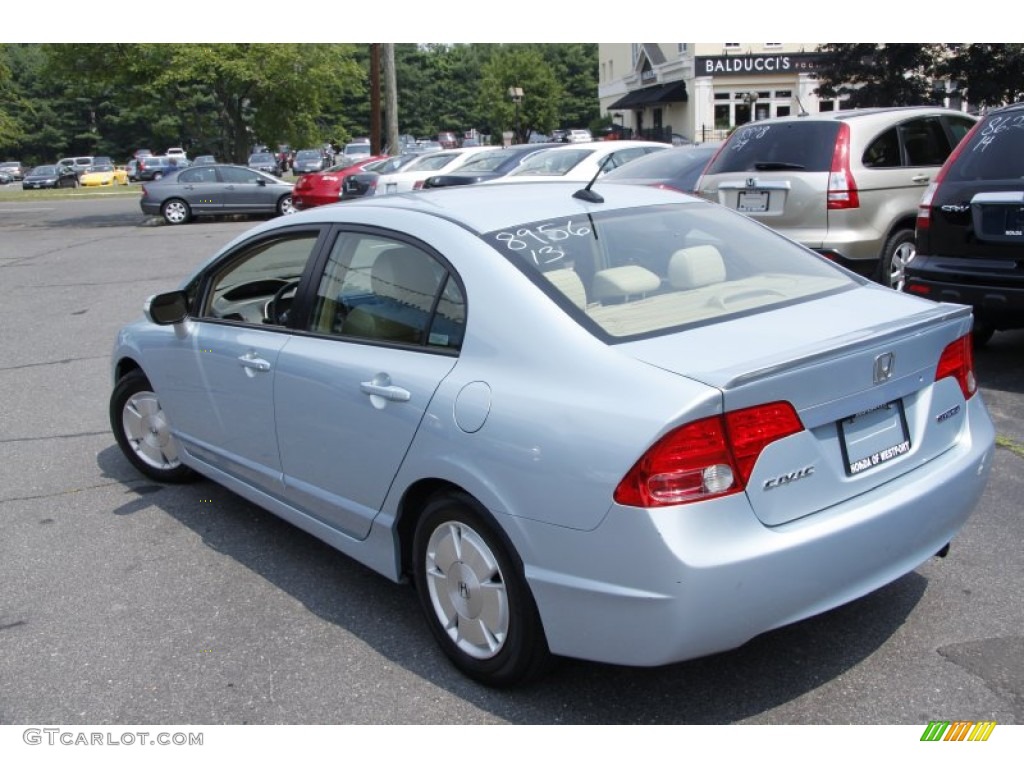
764 43 782 49
677 43 687 53
631 44 641 65
723 43 741 50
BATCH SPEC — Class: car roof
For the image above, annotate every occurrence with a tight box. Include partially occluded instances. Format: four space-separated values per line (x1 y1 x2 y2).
751 106 970 125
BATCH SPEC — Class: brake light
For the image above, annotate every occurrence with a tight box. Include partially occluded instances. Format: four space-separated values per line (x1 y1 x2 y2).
413 180 424 190
614 402 804 507
916 119 983 232
827 123 859 210
936 334 977 400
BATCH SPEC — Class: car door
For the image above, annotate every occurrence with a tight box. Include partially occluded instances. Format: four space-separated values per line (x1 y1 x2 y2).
173 166 222 214
150 228 326 496
218 165 277 213
273 231 465 539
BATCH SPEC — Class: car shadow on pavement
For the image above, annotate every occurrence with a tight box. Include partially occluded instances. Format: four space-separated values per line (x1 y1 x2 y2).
96 445 926 724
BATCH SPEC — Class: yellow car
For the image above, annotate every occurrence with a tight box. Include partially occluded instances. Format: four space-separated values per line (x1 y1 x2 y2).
80 165 130 187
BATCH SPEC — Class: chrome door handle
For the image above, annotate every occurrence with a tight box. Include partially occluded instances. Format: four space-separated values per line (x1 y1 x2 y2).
911 174 930 183
360 381 411 402
238 353 271 372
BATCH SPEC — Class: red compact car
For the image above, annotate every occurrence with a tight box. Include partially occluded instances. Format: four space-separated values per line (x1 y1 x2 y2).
292 156 389 210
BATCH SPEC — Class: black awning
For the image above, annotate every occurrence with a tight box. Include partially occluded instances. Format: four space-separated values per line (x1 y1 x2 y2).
607 80 688 110
650 81 688 104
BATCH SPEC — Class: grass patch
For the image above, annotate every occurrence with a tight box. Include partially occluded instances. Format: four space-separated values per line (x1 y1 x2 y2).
0 185 139 202
996 434 1024 459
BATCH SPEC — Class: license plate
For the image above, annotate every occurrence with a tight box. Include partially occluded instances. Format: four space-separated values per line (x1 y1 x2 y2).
838 401 911 476
737 191 769 212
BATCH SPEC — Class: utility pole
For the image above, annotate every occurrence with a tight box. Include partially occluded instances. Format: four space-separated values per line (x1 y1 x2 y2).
382 43 400 155
369 44 382 156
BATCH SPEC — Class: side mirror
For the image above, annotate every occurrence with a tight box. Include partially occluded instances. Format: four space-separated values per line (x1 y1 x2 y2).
145 290 189 325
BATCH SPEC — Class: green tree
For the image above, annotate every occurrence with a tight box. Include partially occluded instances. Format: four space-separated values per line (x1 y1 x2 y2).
535 43 599 130
940 44 1024 109
44 43 365 163
815 44 945 107
478 45 561 144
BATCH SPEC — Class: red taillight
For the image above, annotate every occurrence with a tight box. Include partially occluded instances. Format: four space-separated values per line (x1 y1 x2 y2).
412 180 424 190
827 123 859 210
936 334 977 400
916 119 983 233
614 402 804 508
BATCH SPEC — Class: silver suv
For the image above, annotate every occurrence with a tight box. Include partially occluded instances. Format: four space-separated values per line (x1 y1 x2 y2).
695 107 977 288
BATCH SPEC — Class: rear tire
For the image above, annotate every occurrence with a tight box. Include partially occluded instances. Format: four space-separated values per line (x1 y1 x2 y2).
412 492 550 687
972 322 995 348
161 199 191 225
879 229 915 290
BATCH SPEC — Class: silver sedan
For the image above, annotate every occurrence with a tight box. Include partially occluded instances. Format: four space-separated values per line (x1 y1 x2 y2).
110 181 994 686
139 163 295 225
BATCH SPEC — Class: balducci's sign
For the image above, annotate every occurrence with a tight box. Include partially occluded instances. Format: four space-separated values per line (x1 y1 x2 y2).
695 52 829 76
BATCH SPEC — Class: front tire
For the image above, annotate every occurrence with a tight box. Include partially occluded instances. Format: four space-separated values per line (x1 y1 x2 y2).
110 370 195 483
162 199 191 225
277 194 295 216
412 492 550 687
879 229 915 290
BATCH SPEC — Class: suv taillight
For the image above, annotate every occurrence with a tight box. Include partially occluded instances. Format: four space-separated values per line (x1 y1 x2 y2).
827 123 859 210
936 334 977 400
916 119 983 232
614 402 804 507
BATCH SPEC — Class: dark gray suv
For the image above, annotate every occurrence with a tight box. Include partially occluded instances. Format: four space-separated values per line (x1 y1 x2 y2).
906 102 1024 346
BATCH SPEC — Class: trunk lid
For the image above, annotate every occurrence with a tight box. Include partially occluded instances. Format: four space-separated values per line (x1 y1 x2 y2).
620 286 974 525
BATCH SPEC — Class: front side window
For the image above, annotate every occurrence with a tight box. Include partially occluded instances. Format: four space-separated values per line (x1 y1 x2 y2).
481 204 854 340
200 233 321 326
219 166 263 184
308 234 465 350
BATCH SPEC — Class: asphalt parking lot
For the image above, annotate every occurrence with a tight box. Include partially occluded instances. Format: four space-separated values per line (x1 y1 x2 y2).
0 194 1021 725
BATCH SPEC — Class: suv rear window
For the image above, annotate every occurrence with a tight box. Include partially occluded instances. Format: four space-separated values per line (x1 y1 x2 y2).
704 121 841 173
945 113 1024 182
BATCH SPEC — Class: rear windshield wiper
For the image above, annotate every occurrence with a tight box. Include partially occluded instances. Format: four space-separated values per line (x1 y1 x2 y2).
754 161 807 170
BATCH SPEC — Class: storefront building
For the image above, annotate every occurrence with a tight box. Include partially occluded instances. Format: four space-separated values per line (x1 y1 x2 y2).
598 44 838 143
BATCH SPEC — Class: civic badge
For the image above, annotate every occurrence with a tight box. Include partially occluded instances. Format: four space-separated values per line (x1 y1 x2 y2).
873 352 895 384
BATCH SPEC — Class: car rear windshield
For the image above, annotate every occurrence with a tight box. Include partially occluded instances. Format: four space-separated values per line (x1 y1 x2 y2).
704 121 841 174
481 202 854 340
944 112 1024 182
249 153 275 163
296 150 322 160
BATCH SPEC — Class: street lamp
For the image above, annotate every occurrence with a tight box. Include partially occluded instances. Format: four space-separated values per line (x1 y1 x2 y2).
508 86 524 144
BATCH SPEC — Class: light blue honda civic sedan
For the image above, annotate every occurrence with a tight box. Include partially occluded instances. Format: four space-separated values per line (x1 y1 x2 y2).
110 180 995 686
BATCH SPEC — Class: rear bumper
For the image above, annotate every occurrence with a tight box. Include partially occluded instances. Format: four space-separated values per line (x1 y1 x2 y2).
905 255 1024 328
515 398 994 667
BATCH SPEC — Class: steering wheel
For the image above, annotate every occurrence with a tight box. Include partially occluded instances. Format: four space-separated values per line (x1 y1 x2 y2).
263 280 301 325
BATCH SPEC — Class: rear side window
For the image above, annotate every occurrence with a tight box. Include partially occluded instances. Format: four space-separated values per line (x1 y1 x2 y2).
898 117 951 167
945 112 1024 182
704 122 840 173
